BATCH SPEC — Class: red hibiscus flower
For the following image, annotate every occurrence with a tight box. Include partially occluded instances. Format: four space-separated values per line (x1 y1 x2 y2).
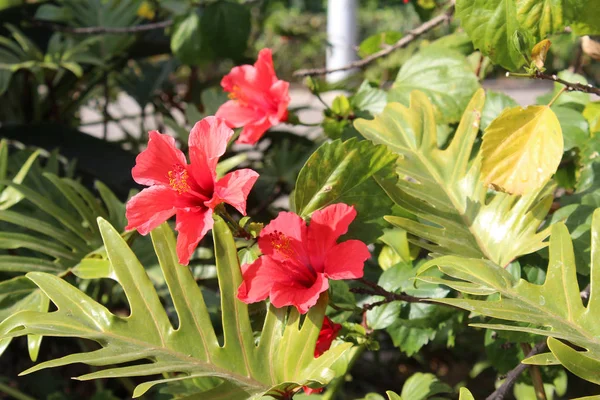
125 117 259 266
216 48 290 145
237 203 370 313
303 317 342 395
314 316 342 358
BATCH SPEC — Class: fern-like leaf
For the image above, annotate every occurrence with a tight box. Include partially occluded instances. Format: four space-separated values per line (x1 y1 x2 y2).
354 89 553 266
0 218 352 399
417 209 600 384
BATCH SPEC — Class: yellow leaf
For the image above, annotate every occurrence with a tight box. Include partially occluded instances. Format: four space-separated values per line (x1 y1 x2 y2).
531 39 551 70
481 105 563 195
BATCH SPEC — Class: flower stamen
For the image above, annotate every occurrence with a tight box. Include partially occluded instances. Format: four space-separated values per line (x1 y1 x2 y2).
168 164 190 194
270 230 297 259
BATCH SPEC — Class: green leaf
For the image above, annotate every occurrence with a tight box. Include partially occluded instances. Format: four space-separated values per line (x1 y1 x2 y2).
0 219 353 398
201 1 250 60
547 337 600 384
351 80 387 115
552 106 590 151
170 12 209 65
456 0 566 70
480 105 563 195
480 90 518 131
388 48 480 124
0 150 126 358
332 95 351 117
355 90 553 266
386 324 436 356
399 372 452 400
0 150 40 210
583 102 600 134
564 0 600 35
417 209 600 385
294 138 397 244
358 31 402 58
459 387 475 400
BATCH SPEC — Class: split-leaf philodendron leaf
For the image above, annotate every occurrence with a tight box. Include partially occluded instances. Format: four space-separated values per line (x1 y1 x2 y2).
0 217 352 399
354 89 553 266
417 209 600 385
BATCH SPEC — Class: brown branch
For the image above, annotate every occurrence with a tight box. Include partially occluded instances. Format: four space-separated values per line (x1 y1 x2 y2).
292 5 455 77
31 19 173 34
485 341 549 400
533 71 600 96
352 278 462 311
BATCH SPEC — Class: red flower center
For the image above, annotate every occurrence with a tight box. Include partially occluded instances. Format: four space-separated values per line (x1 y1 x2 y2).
168 164 190 194
269 230 296 259
228 85 245 104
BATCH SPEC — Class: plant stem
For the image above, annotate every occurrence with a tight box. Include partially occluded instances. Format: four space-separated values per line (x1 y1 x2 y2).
215 204 252 240
0 382 36 400
520 343 547 400
547 86 567 107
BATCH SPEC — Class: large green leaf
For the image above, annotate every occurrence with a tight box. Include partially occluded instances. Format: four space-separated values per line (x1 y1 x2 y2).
417 209 600 385
388 48 480 124
455 0 583 70
355 90 553 266
201 1 251 60
0 218 352 399
294 138 398 244
0 145 126 358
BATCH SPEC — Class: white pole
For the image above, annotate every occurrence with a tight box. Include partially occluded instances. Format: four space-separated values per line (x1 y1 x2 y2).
326 0 358 83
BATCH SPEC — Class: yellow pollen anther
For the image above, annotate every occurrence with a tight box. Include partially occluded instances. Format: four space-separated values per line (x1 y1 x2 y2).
270 231 296 259
168 165 190 194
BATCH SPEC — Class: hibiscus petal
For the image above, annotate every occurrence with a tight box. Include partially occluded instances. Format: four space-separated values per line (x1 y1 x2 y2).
308 203 357 271
237 256 277 304
315 317 342 357
174 208 214 265
270 273 329 314
215 100 265 129
188 117 233 192
132 131 187 186
255 48 276 86
125 186 177 235
237 116 273 145
258 211 309 265
269 80 291 124
206 168 259 214
324 240 370 280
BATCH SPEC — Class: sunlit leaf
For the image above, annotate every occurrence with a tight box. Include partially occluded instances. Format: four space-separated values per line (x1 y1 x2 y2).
481 105 563 195
531 39 551 69
355 90 553 266
417 209 600 385
388 48 480 124
294 138 397 243
0 219 352 398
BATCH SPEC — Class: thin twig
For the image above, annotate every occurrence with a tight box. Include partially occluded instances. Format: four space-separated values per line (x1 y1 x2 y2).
352 278 462 311
31 19 173 34
532 71 600 96
292 5 454 77
485 341 549 400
